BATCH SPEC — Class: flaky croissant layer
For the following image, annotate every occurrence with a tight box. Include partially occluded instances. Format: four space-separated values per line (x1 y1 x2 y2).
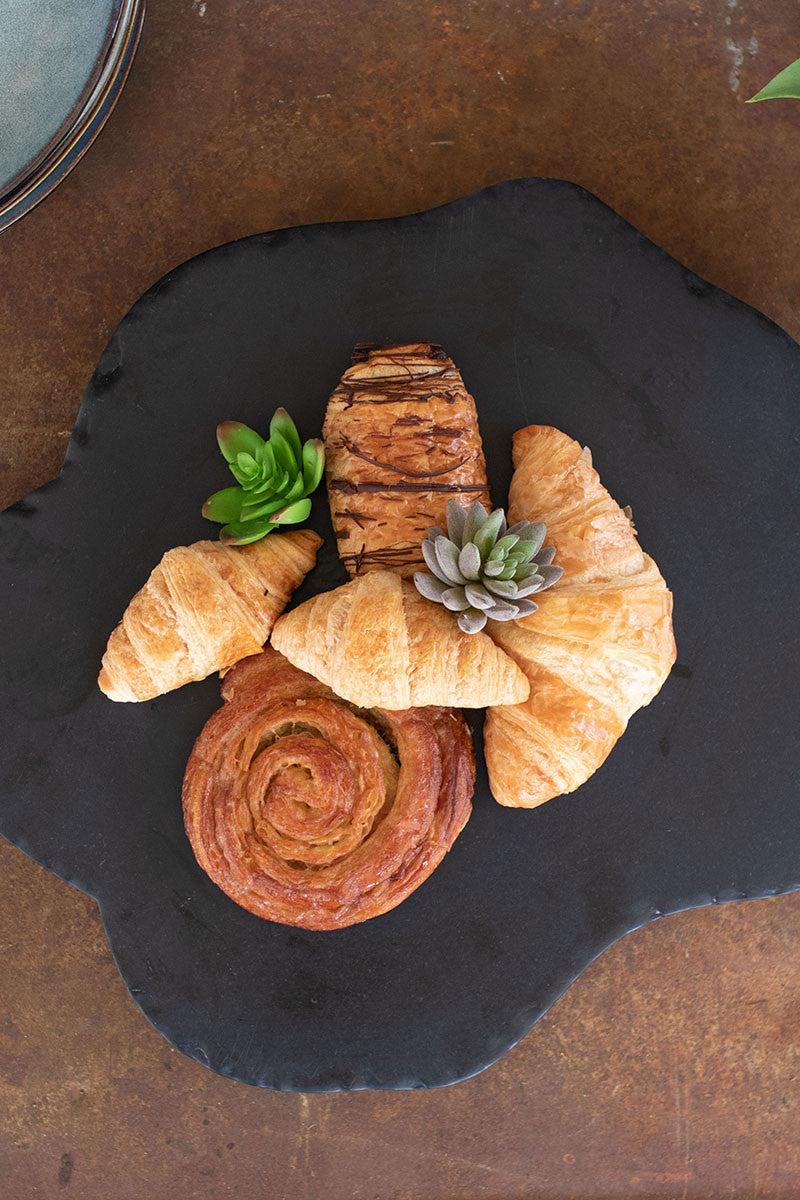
271 569 530 709
484 426 676 808
98 530 322 702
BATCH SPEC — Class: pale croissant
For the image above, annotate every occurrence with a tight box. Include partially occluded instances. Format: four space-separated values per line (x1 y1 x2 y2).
98 530 322 701
271 569 529 709
484 426 675 807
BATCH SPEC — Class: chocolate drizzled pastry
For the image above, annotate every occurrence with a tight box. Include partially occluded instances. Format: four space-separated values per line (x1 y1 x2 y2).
323 343 491 577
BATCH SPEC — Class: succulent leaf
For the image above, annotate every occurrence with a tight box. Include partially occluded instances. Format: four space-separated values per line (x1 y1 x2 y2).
281 473 307 504
472 509 505 558
458 542 482 580
537 546 557 567
483 559 505 578
538 564 564 588
493 533 520 556
272 498 312 525
220 516 279 545
421 539 450 583
414 572 450 602
434 536 466 584
463 500 489 545
514 578 545 598
269 428 297 476
509 539 535 564
464 583 495 610
446 498 468 546
270 408 303 469
484 598 519 620
525 523 546 557
202 486 245 523
442 586 471 612
484 578 519 599
302 439 326 493
458 609 487 634
239 494 290 522
217 421 264 464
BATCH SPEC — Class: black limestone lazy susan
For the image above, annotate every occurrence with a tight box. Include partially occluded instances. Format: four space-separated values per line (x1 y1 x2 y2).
1 179 798 1090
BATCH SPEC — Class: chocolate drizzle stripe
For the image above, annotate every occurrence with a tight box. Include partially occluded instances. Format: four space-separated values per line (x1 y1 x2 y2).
330 480 489 495
341 436 468 478
336 382 462 408
333 508 378 530
341 544 424 571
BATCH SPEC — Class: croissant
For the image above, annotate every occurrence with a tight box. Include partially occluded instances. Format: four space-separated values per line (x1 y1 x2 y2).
484 426 675 807
271 569 530 709
98 530 322 701
324 343 491 577
182 646 474 929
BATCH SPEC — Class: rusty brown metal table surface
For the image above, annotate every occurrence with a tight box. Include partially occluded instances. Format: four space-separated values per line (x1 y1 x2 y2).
2 2 799 1196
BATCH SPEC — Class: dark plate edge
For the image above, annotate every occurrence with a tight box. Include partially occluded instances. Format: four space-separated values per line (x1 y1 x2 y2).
3 175 799 1091
5 176 797 517
97 882 800 1092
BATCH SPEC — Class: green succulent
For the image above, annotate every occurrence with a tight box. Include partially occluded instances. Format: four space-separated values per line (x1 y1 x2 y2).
202 408 325 545
414 499 563 634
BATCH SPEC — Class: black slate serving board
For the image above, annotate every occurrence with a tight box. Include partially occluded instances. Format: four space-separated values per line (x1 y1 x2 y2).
1 179 798 1091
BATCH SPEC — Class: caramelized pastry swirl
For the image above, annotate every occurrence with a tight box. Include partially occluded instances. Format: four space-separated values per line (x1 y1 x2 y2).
182 647 474 929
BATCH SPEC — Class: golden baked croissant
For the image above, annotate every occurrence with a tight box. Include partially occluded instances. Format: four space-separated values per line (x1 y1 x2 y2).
98 530 322 701
484 426 675 807
182 646 474 929
324 343 491 577
271 569 530 709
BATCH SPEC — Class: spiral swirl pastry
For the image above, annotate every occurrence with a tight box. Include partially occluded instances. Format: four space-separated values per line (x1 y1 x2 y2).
182 646 474 929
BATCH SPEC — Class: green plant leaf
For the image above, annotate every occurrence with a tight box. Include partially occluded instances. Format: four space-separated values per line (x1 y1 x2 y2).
473 509 505 558
271 469 290 495
239 494 291 522
247 475 279 498
463 501 489 546
747 56 800 102
302 439 326 493
256 441 276 475
271 497 312 525
216 421 264 463
282 473 307 504
484 578 519 599
202 486 245 523
270 408 303 469
493 533 520 556
269 428 296 475
219 516 279 545
512 538 540 564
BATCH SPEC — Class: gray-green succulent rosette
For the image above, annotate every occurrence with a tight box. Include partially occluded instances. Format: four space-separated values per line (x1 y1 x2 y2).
414 499 563 634
203 409 325 545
